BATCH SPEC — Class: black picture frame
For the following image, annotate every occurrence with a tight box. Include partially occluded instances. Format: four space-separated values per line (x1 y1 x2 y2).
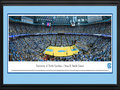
0 0 120 90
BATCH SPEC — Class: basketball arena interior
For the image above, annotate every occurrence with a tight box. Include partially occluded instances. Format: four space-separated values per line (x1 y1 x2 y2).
9 16 111 61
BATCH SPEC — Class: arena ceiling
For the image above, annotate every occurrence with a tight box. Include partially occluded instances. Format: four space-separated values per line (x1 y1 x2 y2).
9 16 111 25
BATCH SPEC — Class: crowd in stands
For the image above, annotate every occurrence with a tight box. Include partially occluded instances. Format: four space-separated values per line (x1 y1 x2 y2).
38 23 111 35
9 22 111 35
9 23 38 35
9 35 111 61
9 22 111 61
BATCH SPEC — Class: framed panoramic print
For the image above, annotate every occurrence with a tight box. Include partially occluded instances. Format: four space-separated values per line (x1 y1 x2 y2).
0 0 120 90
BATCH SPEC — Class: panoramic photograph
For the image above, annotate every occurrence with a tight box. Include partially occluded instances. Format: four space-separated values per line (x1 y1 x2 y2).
9 15 111 61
